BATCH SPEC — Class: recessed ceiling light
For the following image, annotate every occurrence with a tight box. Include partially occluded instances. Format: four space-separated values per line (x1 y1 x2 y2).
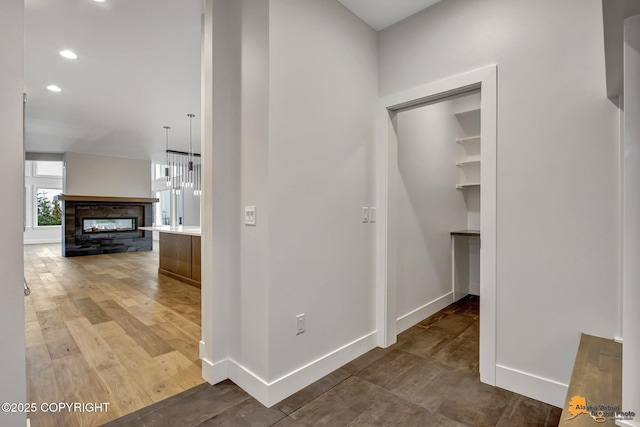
59 50 78 60
47 85 62 92
93 0 106 2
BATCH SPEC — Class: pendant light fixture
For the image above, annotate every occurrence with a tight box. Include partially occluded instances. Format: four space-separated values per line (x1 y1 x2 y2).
163 114 201 196
187 113 195 174
163 126 171 187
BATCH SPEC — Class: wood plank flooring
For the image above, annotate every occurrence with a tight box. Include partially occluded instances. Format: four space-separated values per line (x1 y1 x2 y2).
106 296 562 427
559 334 622 427
24 243 204 427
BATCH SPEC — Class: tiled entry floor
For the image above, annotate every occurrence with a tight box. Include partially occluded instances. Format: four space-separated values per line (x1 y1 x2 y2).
105 296 561 427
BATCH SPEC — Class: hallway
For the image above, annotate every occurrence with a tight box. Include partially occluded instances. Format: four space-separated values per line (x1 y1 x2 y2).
105 296 562 427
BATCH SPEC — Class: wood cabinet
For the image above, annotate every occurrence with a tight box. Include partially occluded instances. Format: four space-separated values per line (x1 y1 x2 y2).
191 236 201 283
159 232 201 288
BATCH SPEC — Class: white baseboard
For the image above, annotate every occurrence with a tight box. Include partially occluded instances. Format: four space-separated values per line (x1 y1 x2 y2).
263 331 377 406
396 292 453 334
469 282 480 296
201 331 377 407
496 364 568 408
614 336 623 344
201 356 230 386
23 238 60 244
227 360 271 405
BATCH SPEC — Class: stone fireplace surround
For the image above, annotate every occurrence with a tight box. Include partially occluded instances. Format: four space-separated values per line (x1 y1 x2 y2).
56 195 159 257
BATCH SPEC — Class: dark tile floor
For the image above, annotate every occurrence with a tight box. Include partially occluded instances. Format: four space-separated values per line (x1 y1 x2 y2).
103 296 561 427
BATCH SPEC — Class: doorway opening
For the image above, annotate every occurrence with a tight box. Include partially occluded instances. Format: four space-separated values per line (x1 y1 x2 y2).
376 65 497 385
22 1 204 425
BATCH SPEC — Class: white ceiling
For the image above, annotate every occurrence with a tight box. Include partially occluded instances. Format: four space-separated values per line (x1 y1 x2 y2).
24 0 440 163
24 0 202 162
337 0 441 31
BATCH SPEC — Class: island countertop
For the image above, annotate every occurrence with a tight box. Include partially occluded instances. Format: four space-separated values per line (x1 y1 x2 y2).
139 226 201 236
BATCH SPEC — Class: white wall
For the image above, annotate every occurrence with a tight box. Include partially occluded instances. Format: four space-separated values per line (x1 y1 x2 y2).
201 0 378 406
200 0 242 390
237 0 271 382
379 0 620 406
622 15 640 427
64 151 151 197
201 0 620 410
203 0 272 394
267 0 378 385
0 0 28 425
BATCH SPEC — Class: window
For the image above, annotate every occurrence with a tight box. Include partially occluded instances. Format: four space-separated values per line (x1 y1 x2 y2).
152 162 184 226
34 161 63 177
36 188 62 226
154 189 172 226
24 160 63 230
152 163 169 181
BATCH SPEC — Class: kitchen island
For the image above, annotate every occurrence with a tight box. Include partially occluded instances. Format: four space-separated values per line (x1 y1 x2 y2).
139 226 201 288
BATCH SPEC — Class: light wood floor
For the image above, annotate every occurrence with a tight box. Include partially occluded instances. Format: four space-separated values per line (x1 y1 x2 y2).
24 243 204 427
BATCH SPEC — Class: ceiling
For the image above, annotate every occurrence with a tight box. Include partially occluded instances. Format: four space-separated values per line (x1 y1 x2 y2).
602 0 640 99
24 0 202 162
337 0 441 31
24 0 440 163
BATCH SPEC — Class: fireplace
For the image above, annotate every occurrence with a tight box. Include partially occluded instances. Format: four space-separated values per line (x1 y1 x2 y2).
55 195 158 257
82 217 137 234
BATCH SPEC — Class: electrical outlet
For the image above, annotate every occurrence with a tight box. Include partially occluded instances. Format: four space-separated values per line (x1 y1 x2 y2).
296 313 305 335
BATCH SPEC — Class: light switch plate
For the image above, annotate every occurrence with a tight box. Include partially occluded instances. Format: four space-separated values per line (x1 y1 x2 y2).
245 206 256 226
362 207 369 223
296 313 305 335
370 207 377 223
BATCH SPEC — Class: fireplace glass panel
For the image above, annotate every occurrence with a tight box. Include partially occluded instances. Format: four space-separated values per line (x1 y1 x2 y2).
82 218 136 233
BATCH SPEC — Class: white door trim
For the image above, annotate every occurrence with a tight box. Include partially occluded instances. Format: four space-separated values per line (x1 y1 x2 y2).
375 65 498 385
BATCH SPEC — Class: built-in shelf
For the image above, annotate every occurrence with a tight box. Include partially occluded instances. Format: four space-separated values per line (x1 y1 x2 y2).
456 137 480 187
456 159 481 167
452 102 481 301
456 135 481 144
456 183 481 190
451 230 480 237
454 107 481 117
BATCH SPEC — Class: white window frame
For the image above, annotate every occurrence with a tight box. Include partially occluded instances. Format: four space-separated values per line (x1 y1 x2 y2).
33 160 63 178
33 186 63 229
24 160 63 230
